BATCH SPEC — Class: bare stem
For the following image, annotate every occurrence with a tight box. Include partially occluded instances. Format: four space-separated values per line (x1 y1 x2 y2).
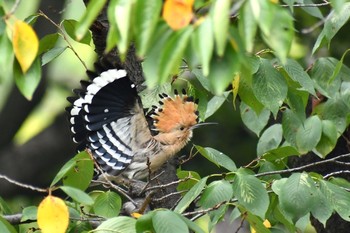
0 173 47 193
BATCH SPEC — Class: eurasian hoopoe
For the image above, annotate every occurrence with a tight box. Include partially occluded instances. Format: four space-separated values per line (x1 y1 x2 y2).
66 62 199 180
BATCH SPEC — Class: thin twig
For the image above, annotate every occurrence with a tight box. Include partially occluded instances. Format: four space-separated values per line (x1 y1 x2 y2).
152 190 187 203
281 2 330 7
4 0 21 19
184 202 226 218
256 153 350 178
323 170 350 179
38 10 88 70
144 177 190 192
0 174 47 193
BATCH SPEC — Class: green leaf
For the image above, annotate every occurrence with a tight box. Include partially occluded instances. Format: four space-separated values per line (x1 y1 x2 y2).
153 210 189 233
51 156 76 187
204 91 230 119
193 17 214 76
239 1 258 53
0 7 6 34
310 57 341 98
257 124 282 157
106 0 120 52
41 47 68 66
0 34 13 81
38 33 59 55
311 184 333 227
238 74 265 115
240 102 270 136
113 0 134 55
319 95 350 134
96 216 136 233
282 108 303 146
252 59 288 116
93 191 122 218
177 214 206 233
134 0 162 57
136 212 155 232
21 206 37 221
312 3 350 53
62 151 94 191
245 210 271 233
75 0 107 41
195 145 237 171
262 146 299 161
14 57 41 100
60 186 94 206
198 180 233 209
330 0 346 13
278 173 317 222
261 5 294 63
314 120 338 158
176 170 201 193
143 23 173 88
208 44 240 95
324 4 350 43
158 27 193 84
0 216 17 233
211 0 230 56
295 115 322 154
319 180 350 221
62 19 91 45
283 59 316 96
232 169 269 219
175 177 208 214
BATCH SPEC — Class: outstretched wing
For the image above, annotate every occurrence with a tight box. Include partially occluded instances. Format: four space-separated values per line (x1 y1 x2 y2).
67 68 143 176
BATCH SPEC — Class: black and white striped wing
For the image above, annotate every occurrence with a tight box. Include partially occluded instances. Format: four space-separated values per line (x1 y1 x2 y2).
67 69 139 176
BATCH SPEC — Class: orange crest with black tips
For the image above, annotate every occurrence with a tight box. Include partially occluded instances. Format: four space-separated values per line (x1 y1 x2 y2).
151 90 199 133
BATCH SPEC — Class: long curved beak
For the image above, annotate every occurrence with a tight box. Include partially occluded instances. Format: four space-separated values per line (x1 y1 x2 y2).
191 122 218 130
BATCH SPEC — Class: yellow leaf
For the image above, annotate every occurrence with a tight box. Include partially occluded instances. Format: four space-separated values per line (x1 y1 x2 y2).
162 0 194 30
37 195 69 233
131 212 143 219
13 20 39 73
251 219 271 233
232 74 240 109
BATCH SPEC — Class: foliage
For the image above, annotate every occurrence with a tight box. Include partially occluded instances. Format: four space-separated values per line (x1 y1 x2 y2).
1 0 350 232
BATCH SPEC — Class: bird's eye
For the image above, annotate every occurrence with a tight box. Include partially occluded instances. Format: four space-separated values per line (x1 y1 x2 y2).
179 126 185 131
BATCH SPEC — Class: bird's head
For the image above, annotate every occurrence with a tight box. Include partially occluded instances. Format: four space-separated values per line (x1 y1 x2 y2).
151 90 199 146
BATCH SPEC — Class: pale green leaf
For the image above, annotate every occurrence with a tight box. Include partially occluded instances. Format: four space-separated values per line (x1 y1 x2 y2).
75 0 107 40
199 180 233 209
93 191 122 218
282 108 303 146
14 57 41 100
278 173 317 222
60 186 94 205
38 33 59 55
295 115 322 154
252 59 287 116
240 102 270 136
174 177 208 214
211 0 230 56
283 59 316 96
194 17 214 76
158 27 193 84
0 217 17 233
257 124 283 157
232 169 269 219
62 19 91 45
134 0 162 57
195 145 237 171
41 47 67 66
96 216 136 233
314 120 338 158
205 91 230 119
239 1 258 52
153 210 189 233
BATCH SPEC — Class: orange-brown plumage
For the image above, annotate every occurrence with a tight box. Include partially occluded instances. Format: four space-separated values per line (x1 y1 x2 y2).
152 94 198 133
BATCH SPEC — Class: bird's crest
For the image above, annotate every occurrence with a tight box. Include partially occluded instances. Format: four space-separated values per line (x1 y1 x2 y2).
151 89 199 133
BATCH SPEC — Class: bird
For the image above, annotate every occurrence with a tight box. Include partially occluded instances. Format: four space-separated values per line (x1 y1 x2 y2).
66 62 199 181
